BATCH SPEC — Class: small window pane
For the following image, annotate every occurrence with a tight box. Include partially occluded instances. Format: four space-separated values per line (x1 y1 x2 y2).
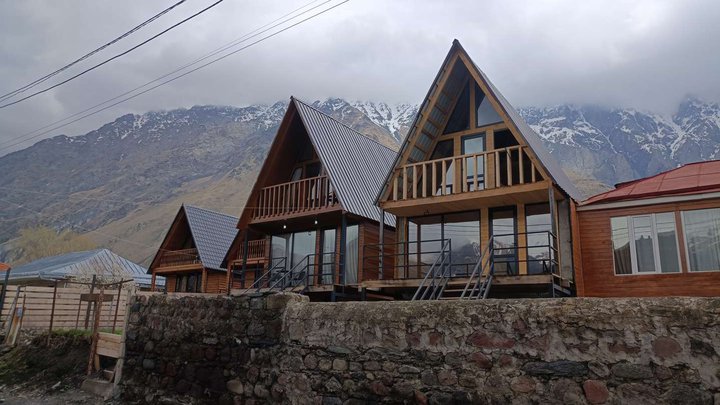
655 213 680 273
475 84 503 127
632 216 656 273
611 217 632 275
683 208 720 272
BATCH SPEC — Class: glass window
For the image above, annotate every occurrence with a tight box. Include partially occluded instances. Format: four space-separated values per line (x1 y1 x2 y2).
526 204 553 275
271 234 291 271
345 225 359 284
461 134 485 191
610 213 681 274
443 85 470 134
475 83 503 127
491 208 517 276
682 208 720 272
611 217 632 275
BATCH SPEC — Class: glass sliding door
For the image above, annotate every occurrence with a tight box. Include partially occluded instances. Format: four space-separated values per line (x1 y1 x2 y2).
344 225 359 284
444 212 480 276
292 231 316 286
321 229 336 284
526 204 553 275
491 207 517 275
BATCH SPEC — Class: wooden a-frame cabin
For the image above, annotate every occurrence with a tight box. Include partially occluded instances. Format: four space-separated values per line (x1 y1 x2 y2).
365 40 584 299
222 97 397 301
149 205 238 293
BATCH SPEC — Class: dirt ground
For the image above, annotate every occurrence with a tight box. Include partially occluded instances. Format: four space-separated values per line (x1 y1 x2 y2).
0 332 107 404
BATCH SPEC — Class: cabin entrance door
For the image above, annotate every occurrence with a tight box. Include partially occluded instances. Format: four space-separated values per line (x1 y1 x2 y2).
490 207 518 275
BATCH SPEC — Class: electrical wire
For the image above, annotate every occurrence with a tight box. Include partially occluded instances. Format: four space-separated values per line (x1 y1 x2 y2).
0 0 346 152
0 0 188 103
0 0 226 109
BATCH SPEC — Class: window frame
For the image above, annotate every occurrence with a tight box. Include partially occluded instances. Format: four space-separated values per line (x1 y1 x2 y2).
680 208 720 273
611 212 682 276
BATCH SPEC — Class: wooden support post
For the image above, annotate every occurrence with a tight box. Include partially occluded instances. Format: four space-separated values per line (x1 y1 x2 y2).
201 269 208 293
84 275 97 329
379 210 385 280
150 272 156 292
47 281 58 346
112 282 122 333
87 290 103 376
339 214 347 285
517 204 527 275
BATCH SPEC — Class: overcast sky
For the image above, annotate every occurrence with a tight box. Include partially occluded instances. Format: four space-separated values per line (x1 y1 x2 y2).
1 0 719 153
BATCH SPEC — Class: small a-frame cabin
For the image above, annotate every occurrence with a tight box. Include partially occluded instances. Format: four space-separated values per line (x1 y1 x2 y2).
223 97 397 300
369 40 583 299
149 205 238 293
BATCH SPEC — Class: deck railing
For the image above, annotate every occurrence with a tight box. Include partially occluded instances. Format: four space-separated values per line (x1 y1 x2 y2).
238 239 266 261
389 145 540 201
252 175 339 220
157 248 200 267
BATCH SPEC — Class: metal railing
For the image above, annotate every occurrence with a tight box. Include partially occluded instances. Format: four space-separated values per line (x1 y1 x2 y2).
461 238 494 299
240 257 286 294
412 240 452 300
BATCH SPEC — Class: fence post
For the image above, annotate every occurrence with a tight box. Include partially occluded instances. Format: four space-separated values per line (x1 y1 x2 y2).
112 282 123 333
47 280 58 346
84 275 97 329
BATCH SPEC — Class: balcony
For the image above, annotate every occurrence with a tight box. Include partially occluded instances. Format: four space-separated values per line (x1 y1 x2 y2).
156 248 201 268
251 175 339 221
236 239 267 264
384 146 547 215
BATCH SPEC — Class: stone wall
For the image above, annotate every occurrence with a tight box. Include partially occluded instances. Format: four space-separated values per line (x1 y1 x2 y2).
121 294 720 404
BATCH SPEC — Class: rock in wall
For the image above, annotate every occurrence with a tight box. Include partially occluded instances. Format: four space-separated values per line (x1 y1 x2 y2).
121 294 720 404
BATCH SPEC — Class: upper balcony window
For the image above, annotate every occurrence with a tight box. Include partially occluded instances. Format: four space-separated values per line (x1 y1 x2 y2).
443 85 470 134
475 83 503 127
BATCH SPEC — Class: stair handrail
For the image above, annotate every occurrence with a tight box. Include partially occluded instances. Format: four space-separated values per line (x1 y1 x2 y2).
239 257 287 295
269 254 314 291
461 237 494 299
412 239 451 301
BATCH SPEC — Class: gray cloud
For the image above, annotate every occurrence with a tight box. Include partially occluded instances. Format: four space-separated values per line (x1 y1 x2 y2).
1 0 719 153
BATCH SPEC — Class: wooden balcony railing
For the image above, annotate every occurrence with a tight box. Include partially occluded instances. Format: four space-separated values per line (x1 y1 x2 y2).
389 145 541 202
157 248 200 267
252 175 339 220
238 239 267 261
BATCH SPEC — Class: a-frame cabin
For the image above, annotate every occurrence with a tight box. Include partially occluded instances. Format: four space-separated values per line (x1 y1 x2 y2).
148 205 238 293
222 97 397 301
369 40 583 299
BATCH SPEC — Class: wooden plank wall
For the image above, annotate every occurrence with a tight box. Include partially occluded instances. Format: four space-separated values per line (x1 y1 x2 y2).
577 198 720 297
0 286 129 331
360 221 397 281
205 271 228 294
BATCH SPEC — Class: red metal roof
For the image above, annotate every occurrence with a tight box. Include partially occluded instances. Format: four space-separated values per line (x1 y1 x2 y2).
583 160 720 205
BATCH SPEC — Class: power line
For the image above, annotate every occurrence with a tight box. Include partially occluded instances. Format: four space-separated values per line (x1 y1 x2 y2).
0 0 188 103
0 0 341 152
0 0 226 109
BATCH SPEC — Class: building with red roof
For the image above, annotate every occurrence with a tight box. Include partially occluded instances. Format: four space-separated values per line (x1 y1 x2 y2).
575 160 720 297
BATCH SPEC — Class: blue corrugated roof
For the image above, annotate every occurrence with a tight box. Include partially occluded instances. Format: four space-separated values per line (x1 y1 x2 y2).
293 98 397 226
6 248 163 288
183 205 239 271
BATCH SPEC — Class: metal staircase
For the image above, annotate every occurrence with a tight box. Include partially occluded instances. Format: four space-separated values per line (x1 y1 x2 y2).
460 238 494 299
411 240 452 300
240 258 286 294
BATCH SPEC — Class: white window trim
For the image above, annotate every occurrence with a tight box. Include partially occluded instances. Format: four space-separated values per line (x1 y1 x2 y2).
680 208 720 273
612 212 682 276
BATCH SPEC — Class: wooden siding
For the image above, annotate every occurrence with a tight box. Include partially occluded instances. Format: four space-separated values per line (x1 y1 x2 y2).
577 197 720 297
204 270 227 294
360 222 397 281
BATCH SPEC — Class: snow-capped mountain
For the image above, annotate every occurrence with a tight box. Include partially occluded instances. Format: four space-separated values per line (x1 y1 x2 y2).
2 96 720 265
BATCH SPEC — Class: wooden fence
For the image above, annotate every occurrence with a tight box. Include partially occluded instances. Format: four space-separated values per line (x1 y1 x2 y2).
1 285 130 332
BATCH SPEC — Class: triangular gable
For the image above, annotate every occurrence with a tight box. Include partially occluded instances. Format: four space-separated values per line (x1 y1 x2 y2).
237 98 397 230
377 39 581 203
150 205 238 272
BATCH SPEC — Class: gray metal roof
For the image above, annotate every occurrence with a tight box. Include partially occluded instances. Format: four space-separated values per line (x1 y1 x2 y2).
293 98 397 226
376 39 582 203
6 248 163 288
183 205 239 271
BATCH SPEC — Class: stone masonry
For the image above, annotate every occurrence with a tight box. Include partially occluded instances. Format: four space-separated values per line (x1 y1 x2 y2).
121 294 720 404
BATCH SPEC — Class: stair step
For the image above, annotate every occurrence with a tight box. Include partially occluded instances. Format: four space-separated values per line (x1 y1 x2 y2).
102 369 115 382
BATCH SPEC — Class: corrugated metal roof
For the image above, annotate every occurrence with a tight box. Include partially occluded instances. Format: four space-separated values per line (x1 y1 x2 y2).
376 39 582 203
583 159 720 205
184 205 239 271
293 98 397 226
6 248 163 288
